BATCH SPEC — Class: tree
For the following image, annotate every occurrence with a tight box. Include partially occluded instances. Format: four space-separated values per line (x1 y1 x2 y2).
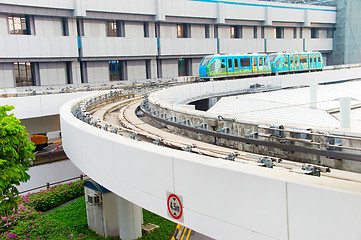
0 105 34 215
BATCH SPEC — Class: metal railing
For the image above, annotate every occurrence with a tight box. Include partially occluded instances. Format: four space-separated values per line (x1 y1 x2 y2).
19 174 88 195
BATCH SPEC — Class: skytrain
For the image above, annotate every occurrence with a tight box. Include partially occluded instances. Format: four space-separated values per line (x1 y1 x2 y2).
199 51 323 79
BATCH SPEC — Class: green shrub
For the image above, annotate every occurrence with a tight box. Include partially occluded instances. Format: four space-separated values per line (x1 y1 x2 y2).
18 180 84 212
0 180 85 236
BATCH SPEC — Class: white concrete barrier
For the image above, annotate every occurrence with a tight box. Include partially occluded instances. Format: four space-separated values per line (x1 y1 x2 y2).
60 94 361 240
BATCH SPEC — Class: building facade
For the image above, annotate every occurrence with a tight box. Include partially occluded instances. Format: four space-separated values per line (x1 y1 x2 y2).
0 0 336 89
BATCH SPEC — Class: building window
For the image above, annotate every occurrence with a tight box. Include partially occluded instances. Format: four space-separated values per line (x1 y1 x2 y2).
261 27 265 39
214 25 218 38
178 59 191 76
107 20 117 37
77 19 84 36
155 23 160 38
144 22 149 38
327 28 334 38
80 61 87 83
66 62 73 84
8 16 30 35
311 28 319 38
299 27 303 38
109 61 127 81
254 26 258 38
106 20 125 37
293 28 297 38
275 27 284 39
231 26 242 38
62 18 69 36
177 24 190 38
14 62 34 87
146 60 151 79
205 24 210 38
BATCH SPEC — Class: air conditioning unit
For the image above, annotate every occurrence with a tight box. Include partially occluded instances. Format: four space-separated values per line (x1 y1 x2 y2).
88 194 102 205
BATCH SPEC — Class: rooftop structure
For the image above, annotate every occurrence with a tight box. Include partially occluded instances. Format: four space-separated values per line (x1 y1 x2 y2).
208 80 361 132
259 0 336 6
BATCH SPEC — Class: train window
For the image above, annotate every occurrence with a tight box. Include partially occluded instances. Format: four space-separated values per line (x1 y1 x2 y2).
300 56 307 64
201 56 212 66
318 56 321 62
284 56 288 65
264 57 268 66
240 58 250 67
258 57 263 66
228 59 233 68
221 59 226 69
234 59 239 69
314 56 317 62
290 57 293 64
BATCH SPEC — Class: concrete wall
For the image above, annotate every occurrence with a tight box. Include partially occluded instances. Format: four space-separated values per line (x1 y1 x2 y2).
18 160 84 194
35 17 63 36
160 23 176 38
39 62 67 86
0 91 108 119
84 19 107 37
87 61 109 83
125 22 144 38
161 59 178 78
0 63 14 88
192 58 202 76
127 60 147 80
0 14 9 35
20 114 60 135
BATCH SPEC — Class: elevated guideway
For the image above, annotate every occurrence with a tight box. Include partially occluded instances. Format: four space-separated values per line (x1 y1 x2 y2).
60 67 361 240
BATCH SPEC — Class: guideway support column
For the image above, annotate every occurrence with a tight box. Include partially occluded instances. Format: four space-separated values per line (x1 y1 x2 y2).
117 196 143 240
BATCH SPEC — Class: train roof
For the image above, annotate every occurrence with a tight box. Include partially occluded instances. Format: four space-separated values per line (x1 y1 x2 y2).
204 53 268 58
269 51 322 55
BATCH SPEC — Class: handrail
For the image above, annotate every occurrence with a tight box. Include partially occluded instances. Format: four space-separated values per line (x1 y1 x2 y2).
19 174 88 195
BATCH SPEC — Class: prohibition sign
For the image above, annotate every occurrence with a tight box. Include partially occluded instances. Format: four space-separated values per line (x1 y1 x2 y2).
167 193 183 220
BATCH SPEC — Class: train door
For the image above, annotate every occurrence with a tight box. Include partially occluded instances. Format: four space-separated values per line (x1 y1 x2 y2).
227 58 234 75
234 58 240 73
300 54 308 70
309 54 314 69
252 57 258 72
258 57 264 71
288 55 295 71
284 55 289 71
295 55 300 71
314 55 319 69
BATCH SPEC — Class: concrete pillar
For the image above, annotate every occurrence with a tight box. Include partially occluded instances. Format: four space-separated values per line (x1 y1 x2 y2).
117 196 143 240
310 84 318 109
74 0 86 17
216 3 225 24
339 97 351 128
209 97 218 109
265 7 272 26
155 0 165 21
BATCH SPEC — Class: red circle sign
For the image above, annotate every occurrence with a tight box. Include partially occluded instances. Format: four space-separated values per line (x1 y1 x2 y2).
167 194 183 220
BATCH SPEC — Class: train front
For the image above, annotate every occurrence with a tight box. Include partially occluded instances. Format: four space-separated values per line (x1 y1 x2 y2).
199 55 213 78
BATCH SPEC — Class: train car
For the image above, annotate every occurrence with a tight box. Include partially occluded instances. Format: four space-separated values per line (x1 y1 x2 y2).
269 51 323 74
199 53 271 79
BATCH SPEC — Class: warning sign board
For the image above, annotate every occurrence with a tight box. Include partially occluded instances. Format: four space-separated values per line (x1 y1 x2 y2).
167 192 184 222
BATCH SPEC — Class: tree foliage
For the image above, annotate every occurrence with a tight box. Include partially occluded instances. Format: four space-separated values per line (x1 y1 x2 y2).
0 105 35 215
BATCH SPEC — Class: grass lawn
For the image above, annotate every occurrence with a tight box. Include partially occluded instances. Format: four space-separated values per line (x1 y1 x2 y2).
1 183 176 239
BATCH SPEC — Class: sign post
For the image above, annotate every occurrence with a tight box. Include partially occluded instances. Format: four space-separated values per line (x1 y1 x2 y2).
167 192 184 222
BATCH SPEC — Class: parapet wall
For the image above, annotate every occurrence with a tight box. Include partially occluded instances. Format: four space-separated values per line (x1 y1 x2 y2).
145 68 361 172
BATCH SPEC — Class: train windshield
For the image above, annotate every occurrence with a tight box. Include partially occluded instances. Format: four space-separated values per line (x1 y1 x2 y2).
268 54 278 63
201 56 212 66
